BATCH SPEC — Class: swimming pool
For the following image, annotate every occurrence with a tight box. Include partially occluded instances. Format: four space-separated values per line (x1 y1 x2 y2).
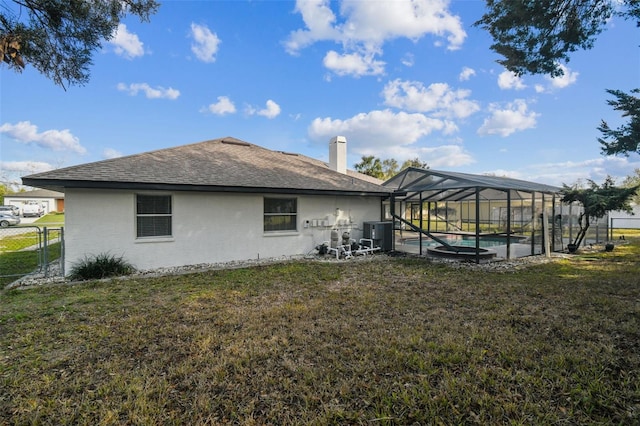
404 235 526 248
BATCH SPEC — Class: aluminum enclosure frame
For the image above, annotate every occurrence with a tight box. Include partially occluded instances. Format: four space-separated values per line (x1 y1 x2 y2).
382 168 563 263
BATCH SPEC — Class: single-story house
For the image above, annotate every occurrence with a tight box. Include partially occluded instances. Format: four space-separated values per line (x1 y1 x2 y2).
4 189 65 215
21 136 390 273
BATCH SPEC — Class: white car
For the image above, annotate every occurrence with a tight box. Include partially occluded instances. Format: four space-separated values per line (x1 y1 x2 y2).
22 201 44 217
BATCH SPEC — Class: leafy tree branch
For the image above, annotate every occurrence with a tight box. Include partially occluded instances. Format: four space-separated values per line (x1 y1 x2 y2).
354 155 429 181
598 88 640 156
0 0 159 89
476 0 638 77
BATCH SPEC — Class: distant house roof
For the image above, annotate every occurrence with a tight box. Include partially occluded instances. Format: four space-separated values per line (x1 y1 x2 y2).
7 189 64 199
21 137 389 197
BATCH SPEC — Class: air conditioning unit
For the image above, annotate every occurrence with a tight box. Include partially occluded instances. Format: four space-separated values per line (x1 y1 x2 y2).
363 221 393 251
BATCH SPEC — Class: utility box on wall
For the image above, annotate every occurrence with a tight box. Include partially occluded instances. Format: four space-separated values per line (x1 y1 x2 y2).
363 221 393 251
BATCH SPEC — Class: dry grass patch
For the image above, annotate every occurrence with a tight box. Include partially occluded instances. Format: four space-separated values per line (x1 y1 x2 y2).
1 243 639 425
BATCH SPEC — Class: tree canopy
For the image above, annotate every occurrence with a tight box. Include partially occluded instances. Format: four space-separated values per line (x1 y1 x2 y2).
598 89 640 156
476 0 639 77
354 156 384 179
354 156 429 181
560 176 639 247
0 0 159 88
477 1 640 162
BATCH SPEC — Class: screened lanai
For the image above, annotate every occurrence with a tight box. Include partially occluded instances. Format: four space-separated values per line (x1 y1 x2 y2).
382 168 563 262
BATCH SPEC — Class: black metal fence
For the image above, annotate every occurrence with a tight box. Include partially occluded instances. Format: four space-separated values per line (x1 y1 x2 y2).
0 226 64 286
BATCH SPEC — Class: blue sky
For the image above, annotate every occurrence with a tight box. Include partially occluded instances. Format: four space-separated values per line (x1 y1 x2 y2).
1 0 638 189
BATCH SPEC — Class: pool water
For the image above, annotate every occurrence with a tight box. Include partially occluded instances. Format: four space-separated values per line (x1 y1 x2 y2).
405 235 525 248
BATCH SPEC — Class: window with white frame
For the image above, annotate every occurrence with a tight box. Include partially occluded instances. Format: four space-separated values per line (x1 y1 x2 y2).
264 197 297 232
136 194 172 238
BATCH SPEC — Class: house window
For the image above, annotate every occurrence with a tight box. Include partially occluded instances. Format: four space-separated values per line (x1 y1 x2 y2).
264 197 297 232
136 194 172 238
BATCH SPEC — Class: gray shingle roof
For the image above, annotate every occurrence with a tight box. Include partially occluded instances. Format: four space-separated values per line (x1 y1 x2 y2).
7 189 64 199
22 137 389 196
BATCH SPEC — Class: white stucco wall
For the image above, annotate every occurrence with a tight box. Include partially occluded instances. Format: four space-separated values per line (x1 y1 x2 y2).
64 188 383 273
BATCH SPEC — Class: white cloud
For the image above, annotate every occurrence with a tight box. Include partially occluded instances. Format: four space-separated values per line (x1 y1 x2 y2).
401 53 415 67
497 70 526 90
382 79 480 119
387 144 475 168
117 82 180 100
308 109 453 150
206 96 237 115
246 100 281 119
285 0 466 77
323 50 385 77
0 121 86 154
459 66 476 81
103 148 123 159
520 155 640 187
190 23 221 63
308 109 474 168
110 23 145 59
535 64 579 93
257 100 281 119
285 0 340 54
477 99 539 137
1 161 54 175
473 156 640 187
546 64 579 89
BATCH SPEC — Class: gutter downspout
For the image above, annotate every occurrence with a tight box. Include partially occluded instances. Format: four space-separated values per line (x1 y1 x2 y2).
475 187 481 264
506 190 512 260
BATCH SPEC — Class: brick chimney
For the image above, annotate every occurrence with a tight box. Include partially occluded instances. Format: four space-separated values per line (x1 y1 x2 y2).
329 136 347 174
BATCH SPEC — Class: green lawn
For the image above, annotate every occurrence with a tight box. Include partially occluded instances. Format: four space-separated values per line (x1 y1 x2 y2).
1 240 639 424
610 228 640 239
31 212 65 226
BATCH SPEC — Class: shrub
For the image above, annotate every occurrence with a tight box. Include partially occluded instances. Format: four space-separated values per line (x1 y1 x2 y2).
69 253 135 281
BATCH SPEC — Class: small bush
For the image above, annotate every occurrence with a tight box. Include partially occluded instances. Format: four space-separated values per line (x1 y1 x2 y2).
69 253 135 281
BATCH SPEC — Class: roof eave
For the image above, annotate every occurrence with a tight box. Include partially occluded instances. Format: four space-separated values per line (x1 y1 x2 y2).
20 178 391 198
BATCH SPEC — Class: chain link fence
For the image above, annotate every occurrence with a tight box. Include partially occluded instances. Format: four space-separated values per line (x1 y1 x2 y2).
0 226 64 287
610 217 640 240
